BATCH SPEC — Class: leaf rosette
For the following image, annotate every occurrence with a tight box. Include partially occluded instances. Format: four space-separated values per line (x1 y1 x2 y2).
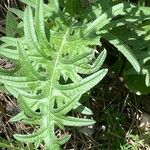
0 0 107 149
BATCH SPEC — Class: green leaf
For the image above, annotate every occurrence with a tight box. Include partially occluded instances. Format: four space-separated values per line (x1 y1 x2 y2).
35 0 48 45
0 0 108 149
24 6 39 50
20 0 36 7
0 47 19 60
83 3 136 36
9 8 24 19
18 95 41 119
6 11 18 36
74 103 93 115
48 0 59 12
0 83 7 93
0 142 19 150
103 33 140 73
0 75 41 88
35 0 50 57
0 36 18 47
24 6 50 59
14 129 46 143
54 94 81 115
65 0 82 16
10 112 25 122
59 69 108 96
125 74 150 95
57 134 71 145
17 40 40 80
55 116 95 126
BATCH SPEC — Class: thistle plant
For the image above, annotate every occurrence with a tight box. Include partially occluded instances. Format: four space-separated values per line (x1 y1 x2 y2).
0 0 150 149
0 0 108 149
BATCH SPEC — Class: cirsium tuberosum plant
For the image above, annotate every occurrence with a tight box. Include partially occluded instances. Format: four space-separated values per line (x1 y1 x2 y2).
0 0 107 149
0 0 150 149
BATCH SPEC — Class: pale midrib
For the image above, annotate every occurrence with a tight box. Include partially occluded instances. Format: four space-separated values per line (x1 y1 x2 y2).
46 29 69 142
49 29 69 94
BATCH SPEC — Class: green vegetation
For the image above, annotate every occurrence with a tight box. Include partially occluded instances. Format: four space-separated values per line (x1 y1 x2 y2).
0 0 149 149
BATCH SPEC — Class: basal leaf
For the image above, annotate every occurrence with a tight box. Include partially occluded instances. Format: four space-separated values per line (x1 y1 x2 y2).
1 0 109 149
